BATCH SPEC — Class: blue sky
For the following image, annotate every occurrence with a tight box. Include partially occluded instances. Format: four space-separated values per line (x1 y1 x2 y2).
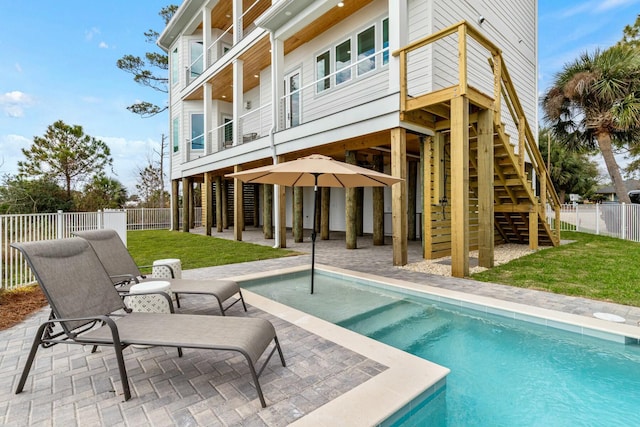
0 0 638 193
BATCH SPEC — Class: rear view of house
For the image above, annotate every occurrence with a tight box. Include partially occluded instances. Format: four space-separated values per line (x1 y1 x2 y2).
158 0 560 277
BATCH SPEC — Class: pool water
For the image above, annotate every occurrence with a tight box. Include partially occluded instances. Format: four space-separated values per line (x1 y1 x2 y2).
242 270 640 426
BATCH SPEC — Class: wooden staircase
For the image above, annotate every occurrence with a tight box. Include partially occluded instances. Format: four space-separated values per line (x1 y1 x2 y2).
394 21 560 274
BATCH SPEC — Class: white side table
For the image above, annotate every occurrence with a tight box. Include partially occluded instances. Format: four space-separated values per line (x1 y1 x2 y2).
152 258 182 279
128 281 172 349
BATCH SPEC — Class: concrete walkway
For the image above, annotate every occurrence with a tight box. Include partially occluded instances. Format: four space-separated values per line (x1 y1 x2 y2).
2 228 640 426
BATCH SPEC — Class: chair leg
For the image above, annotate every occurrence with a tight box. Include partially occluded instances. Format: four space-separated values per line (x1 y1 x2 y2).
238 289 247 312
15 322 47 394
274 336 286 367
175 293 181 308
112 343 131 401
245 355 267 408
217 297 226 317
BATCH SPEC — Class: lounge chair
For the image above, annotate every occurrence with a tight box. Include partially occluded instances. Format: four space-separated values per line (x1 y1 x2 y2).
73 229 246 316
11 238 285 407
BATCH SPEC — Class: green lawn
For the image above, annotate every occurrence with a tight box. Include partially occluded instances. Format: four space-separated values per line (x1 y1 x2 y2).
127 229 299 271
472 231 640 307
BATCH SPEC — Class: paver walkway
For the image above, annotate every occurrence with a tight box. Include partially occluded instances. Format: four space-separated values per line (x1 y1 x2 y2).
2 227 640 426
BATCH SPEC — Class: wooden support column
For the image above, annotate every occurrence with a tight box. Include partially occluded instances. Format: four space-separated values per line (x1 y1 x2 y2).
372 154 384 245
408 161 417 241
529 204 539 250
356 188 364 236
293 187 303 242
171 179 179 231
221 179 228 229
182 177 190 232
278 184 286 248
450 95 469 277
233 165 243 241
419 136 424 258
345 151 357 249
277 156 286 248
189 183 195 229
478 108 494 267
391 128 407 265
263 184 273 239
321 187 330 240
204 172 213 236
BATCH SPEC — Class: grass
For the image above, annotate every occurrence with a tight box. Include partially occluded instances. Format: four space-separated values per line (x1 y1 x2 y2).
127 229 299 271
472 231 640 307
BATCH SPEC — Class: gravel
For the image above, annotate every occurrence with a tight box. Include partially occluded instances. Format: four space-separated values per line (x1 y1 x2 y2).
401 244 548 276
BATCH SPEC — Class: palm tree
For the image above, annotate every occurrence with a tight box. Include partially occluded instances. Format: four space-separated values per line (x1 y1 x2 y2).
542 44 640 204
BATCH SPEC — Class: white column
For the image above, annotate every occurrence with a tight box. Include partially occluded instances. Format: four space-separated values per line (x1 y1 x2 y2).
388 0 408 94
233 59 243 146
272 38 284 131
233 0 242 44
203 6 211 68
203 82 212 154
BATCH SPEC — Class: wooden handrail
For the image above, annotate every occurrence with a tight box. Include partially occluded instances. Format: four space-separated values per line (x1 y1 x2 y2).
394 20 562 234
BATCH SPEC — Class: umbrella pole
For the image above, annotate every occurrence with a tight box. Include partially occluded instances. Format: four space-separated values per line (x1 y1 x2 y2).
311 174 320 294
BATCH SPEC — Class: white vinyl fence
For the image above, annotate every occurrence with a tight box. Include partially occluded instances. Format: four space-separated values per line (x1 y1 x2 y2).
552 203 640 242
1 208 203 290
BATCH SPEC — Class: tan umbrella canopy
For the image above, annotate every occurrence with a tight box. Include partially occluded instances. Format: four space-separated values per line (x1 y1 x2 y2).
227 154 402 293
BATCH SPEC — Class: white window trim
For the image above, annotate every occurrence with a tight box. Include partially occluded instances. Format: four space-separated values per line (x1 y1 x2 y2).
313 15 390 96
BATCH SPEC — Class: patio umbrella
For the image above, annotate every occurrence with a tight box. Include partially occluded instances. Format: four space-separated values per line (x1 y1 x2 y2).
227 154 402 294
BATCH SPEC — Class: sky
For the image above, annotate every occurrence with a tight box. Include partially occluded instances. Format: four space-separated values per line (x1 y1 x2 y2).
0 0 639 194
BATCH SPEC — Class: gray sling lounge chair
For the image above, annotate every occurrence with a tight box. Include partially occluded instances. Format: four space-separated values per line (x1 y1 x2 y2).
73 229 246 316
11 238 285 407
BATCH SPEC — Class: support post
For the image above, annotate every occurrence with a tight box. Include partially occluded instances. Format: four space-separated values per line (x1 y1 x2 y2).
293 187 303 243
450 95 469 277
234 165 243 241
391 128 407 265
204 172 213 236
345 151 357 249
372 154 384 245
529 204 539 250
182 177 189 232
321 187 330 240
221 179 228 229
408 161 417 241
478 108 494 267
263 184 273 239
171 179 179 231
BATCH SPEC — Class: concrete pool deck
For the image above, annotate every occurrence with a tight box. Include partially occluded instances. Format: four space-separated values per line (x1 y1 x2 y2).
2 228 640 425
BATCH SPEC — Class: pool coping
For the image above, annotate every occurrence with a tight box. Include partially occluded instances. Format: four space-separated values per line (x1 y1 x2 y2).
229 263 640 425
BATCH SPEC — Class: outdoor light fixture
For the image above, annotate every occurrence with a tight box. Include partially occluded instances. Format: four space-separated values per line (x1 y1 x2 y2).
338 1 344 7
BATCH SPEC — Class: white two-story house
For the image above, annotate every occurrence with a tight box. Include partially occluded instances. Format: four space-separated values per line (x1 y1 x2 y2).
158 0 560 277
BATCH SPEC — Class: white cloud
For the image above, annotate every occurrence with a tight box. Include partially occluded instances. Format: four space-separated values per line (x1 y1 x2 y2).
85 27 100 41
0 134 31 175
0 91 34 118
596 0 640 12
98 41 109 49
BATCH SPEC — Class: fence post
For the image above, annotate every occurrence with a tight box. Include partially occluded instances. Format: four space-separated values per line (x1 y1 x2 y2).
595 204 600 235
574 205 579 232
142 207 145 230
56 210 64 239
98 210 103 229
622 203 627 240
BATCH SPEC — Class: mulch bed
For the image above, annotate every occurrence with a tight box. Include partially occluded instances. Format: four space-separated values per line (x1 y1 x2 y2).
0 286 48 330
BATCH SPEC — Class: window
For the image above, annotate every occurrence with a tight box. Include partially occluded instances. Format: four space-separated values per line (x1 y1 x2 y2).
357 26 376 75
191 113 204 150
190 41 203 79
316 50 331 93
172 117 179 152
382 18 389 65
171 48 178 86
335 39 351 85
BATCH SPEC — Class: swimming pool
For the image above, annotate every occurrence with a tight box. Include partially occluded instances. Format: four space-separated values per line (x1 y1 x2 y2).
240 268 640 426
